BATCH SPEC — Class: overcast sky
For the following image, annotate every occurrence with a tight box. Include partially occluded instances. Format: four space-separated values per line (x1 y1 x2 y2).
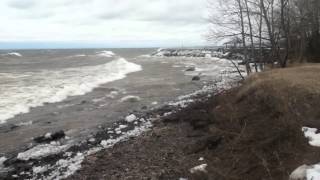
0 0 211 49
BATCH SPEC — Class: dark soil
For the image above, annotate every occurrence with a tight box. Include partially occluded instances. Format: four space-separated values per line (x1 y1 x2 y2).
69 65 320 180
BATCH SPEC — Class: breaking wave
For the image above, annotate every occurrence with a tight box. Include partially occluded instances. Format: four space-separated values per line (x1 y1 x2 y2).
0 58 142 124
2 52 22 57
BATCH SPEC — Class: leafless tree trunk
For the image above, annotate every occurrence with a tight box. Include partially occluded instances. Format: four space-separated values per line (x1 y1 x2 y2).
260 0 276 64
280 0 289 67
244 0 258 72
237 0 251 75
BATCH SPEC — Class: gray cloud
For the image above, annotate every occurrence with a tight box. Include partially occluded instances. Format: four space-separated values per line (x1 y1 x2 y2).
0 0 209 46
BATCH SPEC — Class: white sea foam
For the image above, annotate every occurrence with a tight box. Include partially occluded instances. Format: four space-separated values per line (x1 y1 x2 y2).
0 58 142 124
71 54 86 58
96 50 115 57
16 121 33 126
5 52 22 57
120 95 141 102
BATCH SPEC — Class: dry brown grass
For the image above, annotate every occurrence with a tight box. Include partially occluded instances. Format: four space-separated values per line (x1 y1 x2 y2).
208 64 320 179
238 64 320 125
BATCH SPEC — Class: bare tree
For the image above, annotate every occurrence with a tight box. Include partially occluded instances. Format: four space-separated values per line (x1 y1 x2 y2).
207 0 320 72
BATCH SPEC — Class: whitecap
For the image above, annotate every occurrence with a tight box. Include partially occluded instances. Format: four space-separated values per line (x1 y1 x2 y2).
96 50 115 57
0 58 142 124
4 52 22 57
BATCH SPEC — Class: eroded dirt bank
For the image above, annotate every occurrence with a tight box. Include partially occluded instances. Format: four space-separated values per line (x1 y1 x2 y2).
69 64 320 180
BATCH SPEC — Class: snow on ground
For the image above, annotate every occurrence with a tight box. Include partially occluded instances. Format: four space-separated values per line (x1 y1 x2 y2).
306 164 320 180
190 164 208 174
290 164 320 180
302 127 320 147
290 127 320 179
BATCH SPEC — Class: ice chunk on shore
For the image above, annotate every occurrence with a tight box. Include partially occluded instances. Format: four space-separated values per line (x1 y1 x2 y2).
45 132 52 139
45 152 85 180
17 144 68 161
33 165 49 174
302 127 320 147
34 120 153 179
118 125 128 129
100 139 120 148
125 114 137 122
190 164 208 174
0 157 7 166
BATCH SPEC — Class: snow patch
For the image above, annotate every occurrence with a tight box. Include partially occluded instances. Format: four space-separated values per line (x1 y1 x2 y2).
307 164 320 180
190 164 208 174
290 163 320 180
302 127 320 147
